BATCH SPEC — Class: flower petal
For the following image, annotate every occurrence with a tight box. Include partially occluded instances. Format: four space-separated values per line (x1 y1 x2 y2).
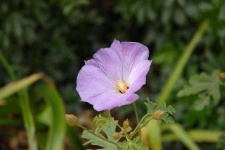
76 40 152 111
93 48 123 81
128 60 152 92
76 64 115 104
85 59 97 66
110 40 149 80
93 90 139 111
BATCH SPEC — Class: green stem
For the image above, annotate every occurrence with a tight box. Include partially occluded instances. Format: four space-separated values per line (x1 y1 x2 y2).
133 117 153 137
139 117 153 129
130 114 151 138
157 20 209 106
132 102 139 123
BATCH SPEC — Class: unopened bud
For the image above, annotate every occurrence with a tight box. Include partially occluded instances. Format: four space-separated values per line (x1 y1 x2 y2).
153 110 165 120
65 114 78 126
219 73 225 80
113 132 120 140
123 119 130 128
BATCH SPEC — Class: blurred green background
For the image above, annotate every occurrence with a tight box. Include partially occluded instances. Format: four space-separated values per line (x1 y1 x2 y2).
0 0 225 149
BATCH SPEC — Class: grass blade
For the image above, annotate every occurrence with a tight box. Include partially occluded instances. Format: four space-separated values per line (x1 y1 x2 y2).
158 20 209 105
162 129 225 143
0 52 39 150
38 84 66 150
19 89 38 150
163 124 201 150
0 73 44 99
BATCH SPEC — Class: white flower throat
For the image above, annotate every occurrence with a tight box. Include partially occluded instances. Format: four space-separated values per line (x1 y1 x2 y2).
116 80 129 94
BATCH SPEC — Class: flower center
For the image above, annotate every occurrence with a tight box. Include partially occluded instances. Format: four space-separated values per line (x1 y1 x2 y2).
116 80 128 94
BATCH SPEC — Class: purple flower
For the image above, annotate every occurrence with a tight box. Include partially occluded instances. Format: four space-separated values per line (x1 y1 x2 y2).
76 40 152 111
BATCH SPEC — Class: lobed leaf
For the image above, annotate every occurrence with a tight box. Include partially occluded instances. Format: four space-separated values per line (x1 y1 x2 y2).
102 120 118 142
144 99 157 115
81 130 117 150
177 70 221 109
83 111 119 149
145 99 175 124
118 137 147 150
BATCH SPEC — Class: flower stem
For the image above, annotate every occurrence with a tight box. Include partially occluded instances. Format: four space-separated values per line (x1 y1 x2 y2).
132 102 139 123
139 117 153 129
133 117 153 138
130 114 151 138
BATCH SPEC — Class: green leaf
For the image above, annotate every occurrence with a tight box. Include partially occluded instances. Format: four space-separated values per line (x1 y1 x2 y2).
83 111 120 149
81 130 117 150
37 105 52 126
194 93 210 110
38 84 66 150
102 120 118 142
158 20 209 106
18 89 37 150
0 73 44 100
162 128 225 143
131 137 148 150
157 102 167 111
118 137 147 150
165 124 201 150
145 100 175 124
162 116 174 124
93 113 113 134
177 70 221 109
144 99 157 115
166 105 176 114
0 52 41 150
117 142 127 149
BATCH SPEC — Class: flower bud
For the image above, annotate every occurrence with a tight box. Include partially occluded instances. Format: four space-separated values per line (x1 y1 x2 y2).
123 119 130 128
153 110 165 120
65 114 78 126
219 72 225 80
113 132 120 140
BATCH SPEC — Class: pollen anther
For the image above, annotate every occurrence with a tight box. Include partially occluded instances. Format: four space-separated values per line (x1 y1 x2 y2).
116 80 128 94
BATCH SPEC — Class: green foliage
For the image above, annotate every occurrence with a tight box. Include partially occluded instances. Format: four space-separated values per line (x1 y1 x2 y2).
118 137 147 150
93 111 113 131
82 130 117 150
81 112 118 149
38 84 67 150
217 134 225 150
0 50 82 149
165 124 201 150
80 101 175 149
145 99 175 123
178 70 222 110
81 110 149 149
0 0 225 149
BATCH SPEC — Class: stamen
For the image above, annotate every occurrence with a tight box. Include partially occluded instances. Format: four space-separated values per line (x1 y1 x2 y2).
116 80 128 94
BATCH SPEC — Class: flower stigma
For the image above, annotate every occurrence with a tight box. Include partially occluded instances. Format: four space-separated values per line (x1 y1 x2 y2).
116 80 129 94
